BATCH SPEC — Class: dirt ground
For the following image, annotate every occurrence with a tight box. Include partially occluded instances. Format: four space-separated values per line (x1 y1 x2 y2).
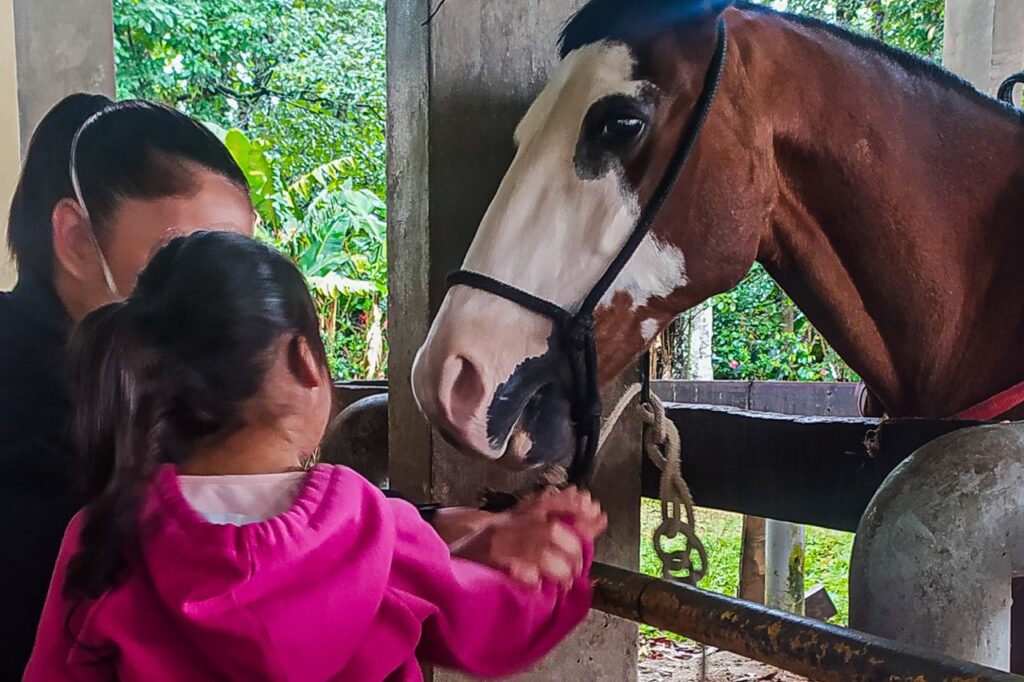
638 638 807 682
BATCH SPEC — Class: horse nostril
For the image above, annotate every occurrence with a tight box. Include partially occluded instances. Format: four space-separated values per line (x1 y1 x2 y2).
439 355 487 430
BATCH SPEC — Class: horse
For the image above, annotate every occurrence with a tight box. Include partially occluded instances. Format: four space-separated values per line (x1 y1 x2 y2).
411 0 1024 473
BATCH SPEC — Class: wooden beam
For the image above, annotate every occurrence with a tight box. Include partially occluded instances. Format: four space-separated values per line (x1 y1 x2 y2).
335 382 974 532
652 380 861 417
643 404 983 532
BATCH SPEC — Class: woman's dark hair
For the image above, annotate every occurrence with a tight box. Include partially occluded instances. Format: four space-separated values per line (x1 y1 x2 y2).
63 231 326 601
7 94 250 280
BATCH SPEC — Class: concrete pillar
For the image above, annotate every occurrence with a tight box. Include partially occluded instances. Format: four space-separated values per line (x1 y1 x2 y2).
944 0 1024 96
0 0 18 288
11 0 115 149
387 0 639 679
765 520 805 615
685 304 714 380
0 0 114 289
850 423 1024 669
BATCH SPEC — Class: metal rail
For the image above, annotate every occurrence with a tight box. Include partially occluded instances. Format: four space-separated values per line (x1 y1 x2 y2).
591 562 1023 682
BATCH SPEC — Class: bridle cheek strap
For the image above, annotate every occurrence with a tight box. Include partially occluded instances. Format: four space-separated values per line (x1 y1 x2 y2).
446 20 729 485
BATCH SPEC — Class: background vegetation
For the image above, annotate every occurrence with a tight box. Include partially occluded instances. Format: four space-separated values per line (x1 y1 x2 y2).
115 0 387 378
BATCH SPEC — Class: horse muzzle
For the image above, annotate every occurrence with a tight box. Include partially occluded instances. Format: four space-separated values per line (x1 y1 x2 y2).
411 292 574 469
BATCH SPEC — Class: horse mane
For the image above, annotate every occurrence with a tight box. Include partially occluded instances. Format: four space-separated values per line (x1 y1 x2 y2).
559 0 734 58
558 0 1023 121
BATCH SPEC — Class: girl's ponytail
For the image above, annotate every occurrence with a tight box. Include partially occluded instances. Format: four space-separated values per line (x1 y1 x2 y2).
61 231 327 602
63 302 173 600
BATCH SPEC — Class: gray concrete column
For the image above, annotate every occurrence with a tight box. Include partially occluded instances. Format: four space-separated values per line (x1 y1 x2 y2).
0 0 19 287
944 0 1024 96
0 0 114 288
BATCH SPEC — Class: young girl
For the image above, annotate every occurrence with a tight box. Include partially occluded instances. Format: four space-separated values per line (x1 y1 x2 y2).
23 231 605 681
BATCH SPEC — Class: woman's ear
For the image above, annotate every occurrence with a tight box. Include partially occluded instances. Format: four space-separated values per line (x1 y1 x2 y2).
52 198 97 282
288 335 328 388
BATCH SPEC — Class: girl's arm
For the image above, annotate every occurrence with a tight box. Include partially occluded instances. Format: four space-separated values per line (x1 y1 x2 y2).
387 490 601 678
384 490 595 587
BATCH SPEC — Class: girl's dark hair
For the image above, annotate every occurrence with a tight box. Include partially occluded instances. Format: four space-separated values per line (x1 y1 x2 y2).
63 231 326 601
7 94 250 280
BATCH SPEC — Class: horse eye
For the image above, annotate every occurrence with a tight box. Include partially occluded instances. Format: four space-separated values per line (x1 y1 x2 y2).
598 116 645 146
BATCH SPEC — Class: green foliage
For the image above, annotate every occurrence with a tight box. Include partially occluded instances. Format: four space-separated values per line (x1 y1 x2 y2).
712 265 858 382
640 501 854 642
116 0 388 379
773 0 945 60
116 0 944 385
114 0 386 195
212 124 388 379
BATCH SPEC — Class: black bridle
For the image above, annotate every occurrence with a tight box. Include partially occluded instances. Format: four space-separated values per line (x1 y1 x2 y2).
447 20 728 485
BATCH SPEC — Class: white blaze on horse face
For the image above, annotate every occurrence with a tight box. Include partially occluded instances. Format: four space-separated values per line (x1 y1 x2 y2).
461 42 688 315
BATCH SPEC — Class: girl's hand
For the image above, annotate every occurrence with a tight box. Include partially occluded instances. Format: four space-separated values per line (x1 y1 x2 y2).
449 488 607 589
517 487 607 543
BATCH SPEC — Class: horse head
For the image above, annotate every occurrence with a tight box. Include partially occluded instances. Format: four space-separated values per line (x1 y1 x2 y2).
413 0 776 469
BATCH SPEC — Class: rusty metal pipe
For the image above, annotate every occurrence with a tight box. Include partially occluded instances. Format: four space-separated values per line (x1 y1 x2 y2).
591 562 1023 682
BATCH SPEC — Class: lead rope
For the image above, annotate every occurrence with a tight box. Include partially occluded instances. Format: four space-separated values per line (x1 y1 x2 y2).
600 385 708 584
596 376 709 679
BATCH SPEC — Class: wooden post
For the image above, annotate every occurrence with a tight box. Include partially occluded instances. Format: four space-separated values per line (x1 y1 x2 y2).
387 1 640 678
738 516 766 603
763 302 806 614
386 0 433 505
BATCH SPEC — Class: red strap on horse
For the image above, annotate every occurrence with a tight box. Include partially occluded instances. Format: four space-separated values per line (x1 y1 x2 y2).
953 379 1024 421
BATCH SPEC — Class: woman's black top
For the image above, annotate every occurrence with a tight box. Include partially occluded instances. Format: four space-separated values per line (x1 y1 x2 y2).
0 274 78 679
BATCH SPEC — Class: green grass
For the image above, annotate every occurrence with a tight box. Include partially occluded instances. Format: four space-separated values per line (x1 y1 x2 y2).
639 500 854 641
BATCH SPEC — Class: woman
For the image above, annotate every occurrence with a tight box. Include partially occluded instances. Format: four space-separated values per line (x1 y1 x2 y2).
0 95 581 678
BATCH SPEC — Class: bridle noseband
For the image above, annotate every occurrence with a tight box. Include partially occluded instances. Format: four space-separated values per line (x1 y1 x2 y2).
447 20 729 485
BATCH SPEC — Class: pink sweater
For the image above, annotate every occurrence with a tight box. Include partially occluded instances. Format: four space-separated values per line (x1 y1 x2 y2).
24 464 593 681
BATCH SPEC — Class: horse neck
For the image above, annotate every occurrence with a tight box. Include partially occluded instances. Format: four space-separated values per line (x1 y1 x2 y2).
741 12 1024 417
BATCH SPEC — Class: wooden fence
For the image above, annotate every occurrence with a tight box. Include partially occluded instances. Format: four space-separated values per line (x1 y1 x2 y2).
330 379 1016 678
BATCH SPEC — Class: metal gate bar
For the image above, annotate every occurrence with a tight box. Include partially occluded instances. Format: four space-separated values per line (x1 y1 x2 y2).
592 562 1023 682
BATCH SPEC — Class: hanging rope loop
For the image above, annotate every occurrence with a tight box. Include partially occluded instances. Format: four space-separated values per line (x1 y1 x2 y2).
638 393 708 585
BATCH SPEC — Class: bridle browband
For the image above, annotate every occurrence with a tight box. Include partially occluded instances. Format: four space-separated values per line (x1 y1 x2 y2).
446 19 729 485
